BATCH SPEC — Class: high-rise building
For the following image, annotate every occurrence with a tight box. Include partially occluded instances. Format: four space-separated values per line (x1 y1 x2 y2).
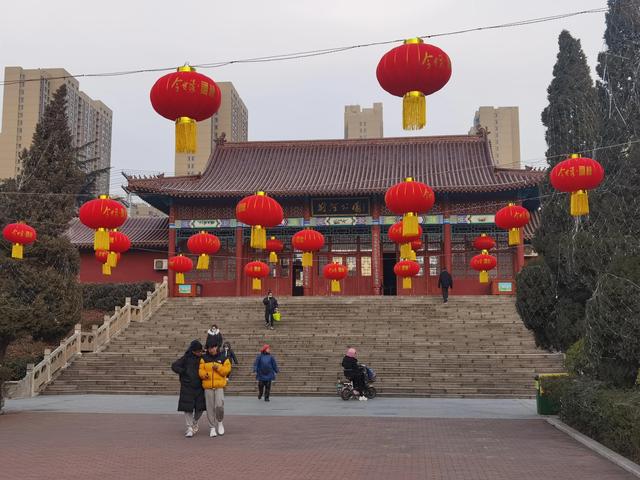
0 67 112 194
469 106 520 169
175 82 248 176
344 103 383 139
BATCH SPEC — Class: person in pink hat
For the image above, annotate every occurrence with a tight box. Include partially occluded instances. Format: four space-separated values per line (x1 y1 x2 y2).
341 347 368 401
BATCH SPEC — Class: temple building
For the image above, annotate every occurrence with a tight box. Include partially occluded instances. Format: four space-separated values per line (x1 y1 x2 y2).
90 133 541 297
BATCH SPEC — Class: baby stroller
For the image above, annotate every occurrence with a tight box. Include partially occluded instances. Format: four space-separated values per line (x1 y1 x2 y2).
337 364 377 400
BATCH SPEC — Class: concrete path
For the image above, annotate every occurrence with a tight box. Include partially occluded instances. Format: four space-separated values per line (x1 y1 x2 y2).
5 394 539 419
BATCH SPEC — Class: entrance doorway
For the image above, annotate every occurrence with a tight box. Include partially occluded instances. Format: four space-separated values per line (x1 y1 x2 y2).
382 253 397 296
292 261 304 296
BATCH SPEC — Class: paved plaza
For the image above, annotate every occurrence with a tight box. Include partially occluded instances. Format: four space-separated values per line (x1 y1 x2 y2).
1 396 636 479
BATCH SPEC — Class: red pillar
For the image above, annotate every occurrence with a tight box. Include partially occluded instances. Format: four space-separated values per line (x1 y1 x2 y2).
168 205 176 297
443 201 452 273
303 200 313 296
235 226 243 296
371 200 382 295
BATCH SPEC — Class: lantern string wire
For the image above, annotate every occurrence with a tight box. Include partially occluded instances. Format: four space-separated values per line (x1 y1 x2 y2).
0 8 606 87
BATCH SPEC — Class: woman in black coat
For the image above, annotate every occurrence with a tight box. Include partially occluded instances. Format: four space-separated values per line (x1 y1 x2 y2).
171 339 206 437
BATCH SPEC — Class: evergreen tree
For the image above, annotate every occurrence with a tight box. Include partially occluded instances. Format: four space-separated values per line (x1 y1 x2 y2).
584 0 640 386
0 84 85 360
516 30 599 350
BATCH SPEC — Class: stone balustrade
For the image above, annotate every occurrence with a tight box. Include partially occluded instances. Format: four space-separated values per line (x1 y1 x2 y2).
3 277 168 399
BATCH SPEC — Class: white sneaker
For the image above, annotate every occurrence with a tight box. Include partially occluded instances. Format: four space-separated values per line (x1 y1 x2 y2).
217 423 225 436
359 396 368 401
192 424 199 435
185 427 194 438
209 427 217 438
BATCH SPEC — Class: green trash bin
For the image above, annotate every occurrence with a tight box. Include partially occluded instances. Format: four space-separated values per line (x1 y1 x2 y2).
535 373 569 415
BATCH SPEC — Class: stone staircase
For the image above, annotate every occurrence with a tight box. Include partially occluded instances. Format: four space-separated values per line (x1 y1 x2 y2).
44 296 564 398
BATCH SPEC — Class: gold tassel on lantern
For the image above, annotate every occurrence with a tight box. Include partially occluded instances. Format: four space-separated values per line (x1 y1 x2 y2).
508 228 521 246
403 91 426 130
409 249 417 261
399 242 412 260
269 251 278 264
11 243 23 259
252 278 261 290
175 117 197 154
402 212 419 237
107 251 118 268
570 190 589 216
102 263 111 276
176 273 185 285
402 277 412 289
196 254 209 270
302 252 313 267
94 228 110 251
479 270 489 284
250 225 267 250
331 279 341 293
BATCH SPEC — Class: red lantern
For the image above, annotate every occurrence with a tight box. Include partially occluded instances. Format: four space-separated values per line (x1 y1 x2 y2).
388 221 423 260
107 230 131 268
168 255 193 285
377 38 452 130
394 260 420 289
236 192 284 250
292 229 325 267
3 222 36 259
150 66 222 153
385 177 434 237
95 250 119 276
472 234 496 251
411 240 423 251
79 195 128 251
495 203 530 246
470 251 497 284
550 154 604 216
244 261 270 291
266 237 284 264
323 262 348 293
187 231 221 270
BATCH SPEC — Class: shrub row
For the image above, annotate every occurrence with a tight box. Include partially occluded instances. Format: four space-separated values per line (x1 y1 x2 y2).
82 282 156 312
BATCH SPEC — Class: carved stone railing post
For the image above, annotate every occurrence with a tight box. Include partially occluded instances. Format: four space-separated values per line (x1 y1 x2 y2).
26 363 35 397
43 349 52 384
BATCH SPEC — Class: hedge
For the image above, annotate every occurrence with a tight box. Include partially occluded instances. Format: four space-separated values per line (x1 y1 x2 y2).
82 282 156 312
559 378 640 464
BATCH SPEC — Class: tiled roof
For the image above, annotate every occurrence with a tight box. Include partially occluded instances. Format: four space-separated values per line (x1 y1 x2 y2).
523 210 540 241
66 217 168 249
124 135 545 199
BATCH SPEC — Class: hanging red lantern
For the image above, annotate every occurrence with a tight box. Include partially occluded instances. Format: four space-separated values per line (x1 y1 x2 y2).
79 195 128 251
95 250 119 276
150 66 222 153
550 154 604 216
187 231 221 270
377 38 452 130
266 237 284 264
107 230 131 268
2 222 36 259
168 254 193 285
244 261 269 291
385 177 434 237
470 251 497 284
323 262 348 293
388 221 423 260
292 229 325 267
411 240 423 252
472 234 496 251
236 191 283 250
394 260 420 289
495 203 530 246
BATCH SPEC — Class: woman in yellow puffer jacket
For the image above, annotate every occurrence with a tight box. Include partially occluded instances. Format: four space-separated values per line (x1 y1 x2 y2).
198 344 232 438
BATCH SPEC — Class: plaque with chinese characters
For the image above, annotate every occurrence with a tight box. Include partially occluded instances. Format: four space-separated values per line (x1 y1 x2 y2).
311 198 370 217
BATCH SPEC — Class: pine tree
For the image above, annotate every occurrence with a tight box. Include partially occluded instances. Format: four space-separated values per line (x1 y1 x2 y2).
584 0 640 386
516 31 599 350
0 84 85 361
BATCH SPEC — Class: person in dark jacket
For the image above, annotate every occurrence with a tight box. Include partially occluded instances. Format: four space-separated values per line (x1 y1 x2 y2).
221 341 238 380
171 339 206 437
341 347 367 401
253 344 279 402
205 324 223 349
262 291 279 330
437 268 453 303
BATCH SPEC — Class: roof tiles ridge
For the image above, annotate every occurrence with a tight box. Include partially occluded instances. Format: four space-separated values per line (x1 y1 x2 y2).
218 134 482 148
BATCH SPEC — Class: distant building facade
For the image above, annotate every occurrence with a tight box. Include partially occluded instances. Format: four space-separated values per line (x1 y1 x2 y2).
0 67 112 194
470 106 520 169
344 103 383 139
175 82 248 176
129 202 167 218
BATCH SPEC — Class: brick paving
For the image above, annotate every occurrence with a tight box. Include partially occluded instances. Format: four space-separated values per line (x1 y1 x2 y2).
0 412 634 480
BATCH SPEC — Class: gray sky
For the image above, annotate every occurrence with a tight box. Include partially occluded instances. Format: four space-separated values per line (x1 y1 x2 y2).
0 0 608 195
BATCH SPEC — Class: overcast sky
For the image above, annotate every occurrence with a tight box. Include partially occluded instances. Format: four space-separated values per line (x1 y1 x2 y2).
0 0 608 195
